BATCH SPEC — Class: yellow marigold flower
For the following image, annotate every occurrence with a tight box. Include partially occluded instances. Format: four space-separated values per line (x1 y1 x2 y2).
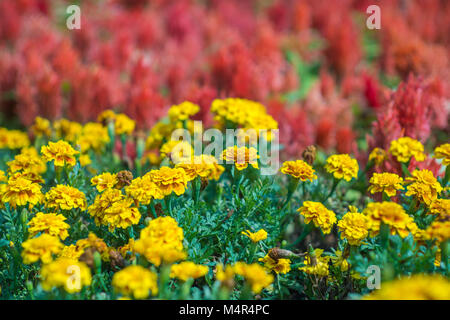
0 170 6 183
91 172 118 192
133 216 186 266
125 175 163 205
31 116 51 137
363 202 418 238
405 169 443 205
147 166 188 197
368 172 404 197
75 233 110 261
259 252 291 274
112 265 158 299
170 262 209 281
145 122 177 150
389 136 426 163
21 234 63 264
297 201 337 234
27 212 70 240
59 245 84 260
45 185 87 211
222 146 259 170
0 128 30 149
215 264 235 285
363 274 450 300
434 143 450 166
97 109 117 123
7 148 46 174
330 250 349 272
40 258 92 293
280 160 317 181
337 207 369 245
241 229 267 243
88 189 141 231
41 140 79 167
298 249 330 277
79 154 91 166
9 171 44 184
168 101 200 122
114 113 135 135
118 238 135 258
368 147 387 166
54 119 82 142
325 154 359 181
175 155 225 182
233 262 274 294
77 122 110 153
160 140 193 164
428 199 450 221
425 221 450 243
2 176 43 208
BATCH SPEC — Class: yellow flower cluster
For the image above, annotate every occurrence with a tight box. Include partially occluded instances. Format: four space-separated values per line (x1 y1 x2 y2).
31 117 51 137
389 136 426 163
337 206 369 245
160 140 194 164
280 160 317 181
168 101 200 122
170 262 209 282
297 201 337 234
40 258 92 293
363 202 418 238
222 146 259 171
74 232 111 261
368 172 404 197
112 265 158 299
7 147 46 175
91 172 118 192
133 216 186 266
241 229 267 243
259 252 291 274
299 249 330 277
428 199 449 221
54 119 82 142
405 169 443 205
77 122 110 153
147 166 188 196
0 127 30 149
45 185 87 211
2 175 43 208
125 174 163 205
434 143 450 166
175 155 225 181
21 234 63 264
425 221 450 243
27 212 70 240
363 274 450 300
88 188 141 231
368 147 387 166
211 98 278 141
325 154 359 181
41 140 79 167
233 262 274 294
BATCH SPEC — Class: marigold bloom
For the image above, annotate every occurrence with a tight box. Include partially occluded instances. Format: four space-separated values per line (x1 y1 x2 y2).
79 154 91 166
31 117 51 137
147 166 188 197
425 221 450 243
75 233 110 262
97 110 117 123
215 264 236 284
7 148 46 174
259 253 291 274
28 212 70 240
363 202 418 238
368 147 387 166
241 229 267 243
325 154 359 181
298 249 330 277
405 169 443 205
170 262 209 282
297 201 337 234
389 137 426 163
77 122 110 153
91 172 118 192
434 143 450 166
368 172 404 197
21 234 63 264
0 170 6 182
133 216 186 266
2 176 43 208
168 101 200 122
175 155 225 181
280 160 317 181
222 146 259 171
125 175 163 204
88 189 141 231
428 199 449 221
160 140 193 164
363 274 450 300
337 207 369 245
41 140 79 167
112 265 158 299
40 258 92 293
45 185 87 211
114 113 135 135
54 119 82 142
59 245 84 260
233 262 274 294
0 128 30 149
